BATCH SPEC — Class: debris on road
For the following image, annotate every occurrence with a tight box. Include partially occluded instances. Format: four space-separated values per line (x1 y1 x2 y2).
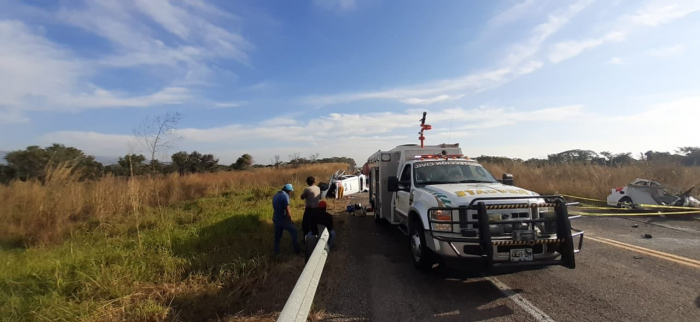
631 224 639 228
642 234 653 239
633 255 643 259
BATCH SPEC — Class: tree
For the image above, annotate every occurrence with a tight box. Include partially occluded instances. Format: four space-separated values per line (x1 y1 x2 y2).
274 155 281 168
678 146 700 166
309 153 319 163
118 154 147 176
134 112 182 175
600 151 613 166
547 149 598 163
187 151 203 173
200 153 219 172
0 164 16 184
171 151 189 175
231 154 253 171
288 152 302 168
4 144 102 182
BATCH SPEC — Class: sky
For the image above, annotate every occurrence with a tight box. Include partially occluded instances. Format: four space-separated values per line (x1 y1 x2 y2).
1 0 699 165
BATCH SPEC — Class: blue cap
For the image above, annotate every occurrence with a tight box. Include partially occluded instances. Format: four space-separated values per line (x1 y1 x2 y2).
283 183 294 191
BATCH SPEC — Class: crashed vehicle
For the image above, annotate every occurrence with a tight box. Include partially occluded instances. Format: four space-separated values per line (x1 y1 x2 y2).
321 170 368 199
606 178 700 208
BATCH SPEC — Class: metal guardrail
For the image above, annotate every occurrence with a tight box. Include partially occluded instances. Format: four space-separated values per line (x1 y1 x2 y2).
277 228 330 322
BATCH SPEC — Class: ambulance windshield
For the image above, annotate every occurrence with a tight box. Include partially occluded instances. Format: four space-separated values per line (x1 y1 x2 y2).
413 161 497 185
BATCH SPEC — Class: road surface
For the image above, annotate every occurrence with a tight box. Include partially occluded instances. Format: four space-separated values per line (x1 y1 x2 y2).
313 194 700 322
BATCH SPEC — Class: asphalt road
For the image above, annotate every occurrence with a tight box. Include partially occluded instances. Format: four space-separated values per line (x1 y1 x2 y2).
314 194 700 322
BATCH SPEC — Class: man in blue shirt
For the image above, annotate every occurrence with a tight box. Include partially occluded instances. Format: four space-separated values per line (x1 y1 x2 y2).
272 183 301 254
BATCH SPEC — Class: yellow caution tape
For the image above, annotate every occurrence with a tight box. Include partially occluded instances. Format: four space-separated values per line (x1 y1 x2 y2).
577 206 624 210
571 210 700 217
556 194 700 211
557 194 607 203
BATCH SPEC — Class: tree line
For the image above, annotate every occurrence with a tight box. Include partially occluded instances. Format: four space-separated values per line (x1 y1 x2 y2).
475 147 700 167
0 144 357 184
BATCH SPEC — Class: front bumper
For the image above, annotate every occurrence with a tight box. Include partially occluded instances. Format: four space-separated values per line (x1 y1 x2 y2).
427 230 584 262
426 195 584 270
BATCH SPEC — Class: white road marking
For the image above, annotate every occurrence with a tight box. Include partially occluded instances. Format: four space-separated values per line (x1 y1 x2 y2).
485 276 556 322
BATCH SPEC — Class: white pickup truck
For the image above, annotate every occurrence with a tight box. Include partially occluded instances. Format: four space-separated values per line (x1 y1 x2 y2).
367 143 584 271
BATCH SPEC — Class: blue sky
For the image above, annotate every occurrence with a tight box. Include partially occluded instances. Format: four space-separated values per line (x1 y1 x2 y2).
1 0 699 165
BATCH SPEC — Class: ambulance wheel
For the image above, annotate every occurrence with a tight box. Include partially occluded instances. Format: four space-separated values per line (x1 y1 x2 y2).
409 216 434 271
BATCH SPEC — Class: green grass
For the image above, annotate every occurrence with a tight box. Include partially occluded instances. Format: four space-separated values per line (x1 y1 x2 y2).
0 186 307 322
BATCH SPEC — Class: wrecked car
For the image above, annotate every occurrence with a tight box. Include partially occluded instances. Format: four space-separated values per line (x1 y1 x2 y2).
606 178 700 208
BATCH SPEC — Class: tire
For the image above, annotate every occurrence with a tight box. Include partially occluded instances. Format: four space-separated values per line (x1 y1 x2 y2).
618 196 633 209
409 217 434 271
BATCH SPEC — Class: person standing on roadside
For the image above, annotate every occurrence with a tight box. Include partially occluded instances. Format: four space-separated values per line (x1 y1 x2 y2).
272 183 301 255
316 201 336 247
300 176 321 237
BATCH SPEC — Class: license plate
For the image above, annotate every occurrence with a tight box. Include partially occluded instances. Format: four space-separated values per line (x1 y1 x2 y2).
510 248 533 262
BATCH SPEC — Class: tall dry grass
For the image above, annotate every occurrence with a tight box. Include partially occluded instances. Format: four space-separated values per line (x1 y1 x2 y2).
482 162 700 200
0 163 348 247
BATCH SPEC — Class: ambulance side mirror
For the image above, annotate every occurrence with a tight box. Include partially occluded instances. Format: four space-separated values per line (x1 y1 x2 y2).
502 173 514 186
388 176 400 192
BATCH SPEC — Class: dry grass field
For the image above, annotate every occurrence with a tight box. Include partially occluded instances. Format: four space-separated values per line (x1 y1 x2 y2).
0 163 349 321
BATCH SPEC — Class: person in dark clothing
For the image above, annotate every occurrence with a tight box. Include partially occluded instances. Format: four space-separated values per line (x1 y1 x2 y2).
326 180 336 199
272 183 301 255
315 201 336 247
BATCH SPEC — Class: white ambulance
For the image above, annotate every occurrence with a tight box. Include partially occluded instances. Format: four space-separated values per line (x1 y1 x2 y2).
367 143 584 271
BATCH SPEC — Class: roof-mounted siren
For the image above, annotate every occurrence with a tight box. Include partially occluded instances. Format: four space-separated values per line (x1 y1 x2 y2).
418 111 432 148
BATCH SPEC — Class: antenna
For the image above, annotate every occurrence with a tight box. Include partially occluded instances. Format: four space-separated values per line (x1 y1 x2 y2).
418 111 432 148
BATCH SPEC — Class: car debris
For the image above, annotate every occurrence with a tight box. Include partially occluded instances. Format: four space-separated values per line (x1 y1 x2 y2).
642 234 652 239
606 178 700 209
631 224 639 228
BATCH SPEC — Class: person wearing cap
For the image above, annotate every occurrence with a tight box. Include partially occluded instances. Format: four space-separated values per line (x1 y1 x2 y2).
315 201 336 247
272 183 301 255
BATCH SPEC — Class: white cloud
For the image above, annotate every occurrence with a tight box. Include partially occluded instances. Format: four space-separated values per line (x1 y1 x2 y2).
0 1 253 123
40 104 585 164
489 0 536 27
37 131 134 157
59 0 252 67
304 0 593 107
400 95 454 105
502 0 594 68
626 0 700 27
40 97 700 165
549 32 625 63
0 109 29 124
214 102 242 108
548 0 699 64
649 44 684 57
607 57 623 65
